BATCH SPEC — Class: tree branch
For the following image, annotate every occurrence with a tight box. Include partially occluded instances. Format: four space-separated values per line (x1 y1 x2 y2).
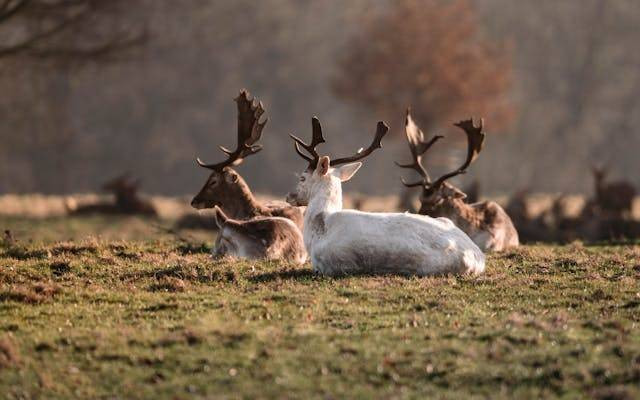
0 0 31 23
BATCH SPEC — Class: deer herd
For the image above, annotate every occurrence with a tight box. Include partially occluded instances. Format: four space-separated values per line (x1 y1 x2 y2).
67 89 637 276
185 89 525 277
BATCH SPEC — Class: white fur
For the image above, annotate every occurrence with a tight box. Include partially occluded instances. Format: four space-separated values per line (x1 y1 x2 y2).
288 158 485 276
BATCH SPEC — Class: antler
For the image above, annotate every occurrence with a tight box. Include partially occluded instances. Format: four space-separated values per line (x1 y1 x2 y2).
330 121 389 166
396 109 444 188
196 89 266 171
289 117 326 169
290 117 388 170
429 118 485 189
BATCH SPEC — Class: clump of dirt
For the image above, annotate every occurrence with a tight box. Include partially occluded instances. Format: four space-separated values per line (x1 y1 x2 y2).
153 329 204 348
176 242 210 255
148 277 187 292
0 335 21 369
144 263 233 284
49 261 72 276
1 232 48 260
0 283 62 304
50 243 98 256
591 386 633 400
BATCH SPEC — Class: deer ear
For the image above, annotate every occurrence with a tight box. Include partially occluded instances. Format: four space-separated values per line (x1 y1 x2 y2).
317 156 330 176
213 206 228 229
335 162 362 182
225 172 238 183
454 190 467 199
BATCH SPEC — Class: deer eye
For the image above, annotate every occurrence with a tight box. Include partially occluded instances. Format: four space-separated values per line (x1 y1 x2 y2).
299 176 306 182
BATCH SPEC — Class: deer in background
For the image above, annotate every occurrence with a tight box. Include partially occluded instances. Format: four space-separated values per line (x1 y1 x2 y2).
590 166 636 217
504 189 553 243
190 90 304 229
397 110 518 252
286 117 484 276
67 174 158 216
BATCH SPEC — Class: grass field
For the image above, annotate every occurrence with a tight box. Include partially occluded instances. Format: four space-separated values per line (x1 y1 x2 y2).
1 216 639 399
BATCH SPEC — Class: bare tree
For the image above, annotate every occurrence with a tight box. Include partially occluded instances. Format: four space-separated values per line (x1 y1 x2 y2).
0 0 146 192
0 0 145 62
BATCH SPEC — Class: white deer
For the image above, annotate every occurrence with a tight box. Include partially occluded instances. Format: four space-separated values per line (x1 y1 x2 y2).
286 118 485 277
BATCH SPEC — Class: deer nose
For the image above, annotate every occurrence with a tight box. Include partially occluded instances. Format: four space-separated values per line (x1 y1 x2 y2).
285 193 297 205
191 197 204 209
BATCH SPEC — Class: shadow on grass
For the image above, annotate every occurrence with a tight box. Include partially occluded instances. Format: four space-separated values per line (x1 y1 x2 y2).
247 267 425 283
248 268 317 283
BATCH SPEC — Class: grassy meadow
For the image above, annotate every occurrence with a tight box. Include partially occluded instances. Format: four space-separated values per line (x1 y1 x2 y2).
1 216 639 399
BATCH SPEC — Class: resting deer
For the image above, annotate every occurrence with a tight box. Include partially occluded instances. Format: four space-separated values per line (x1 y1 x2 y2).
67 174 158 216
590 166 636 217
505 189 552 243
210 206 306 264
190 90 304 229
286 117 484 277
397 111 518 252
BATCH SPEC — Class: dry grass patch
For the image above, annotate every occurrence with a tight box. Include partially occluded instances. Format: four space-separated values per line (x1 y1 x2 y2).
0 282 62 304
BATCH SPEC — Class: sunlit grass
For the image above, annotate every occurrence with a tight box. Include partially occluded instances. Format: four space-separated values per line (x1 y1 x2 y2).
0 218 639 399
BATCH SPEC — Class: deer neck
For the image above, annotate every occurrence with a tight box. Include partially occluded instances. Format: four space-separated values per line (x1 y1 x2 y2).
225 174 268 220
303 178 342 248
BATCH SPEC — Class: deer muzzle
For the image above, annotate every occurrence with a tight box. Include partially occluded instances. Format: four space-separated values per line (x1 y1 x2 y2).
190 197 207 210
286 192 299 206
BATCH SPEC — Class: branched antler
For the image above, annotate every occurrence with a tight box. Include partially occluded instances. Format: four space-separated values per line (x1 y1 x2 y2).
396 109 444 187
429 118 485 189
290 117 388 170
330 121 389 166
289 117 326 168
196 89 266 171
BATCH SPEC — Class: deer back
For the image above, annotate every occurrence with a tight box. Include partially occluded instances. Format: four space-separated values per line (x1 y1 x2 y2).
212 207 306 264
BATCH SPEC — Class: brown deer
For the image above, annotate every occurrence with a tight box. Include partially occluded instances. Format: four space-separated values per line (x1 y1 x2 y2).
190 90 303 229
210 206 306 264
396 110 518 252
591 166 636 216
67 174 158 216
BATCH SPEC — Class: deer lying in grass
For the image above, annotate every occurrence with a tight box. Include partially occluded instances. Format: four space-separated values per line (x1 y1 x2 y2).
590 166 636 217
67 174 158 216
210 206 306 264
286 117 484 276
190 90 303 229
397 111 518 252
191 90 305 263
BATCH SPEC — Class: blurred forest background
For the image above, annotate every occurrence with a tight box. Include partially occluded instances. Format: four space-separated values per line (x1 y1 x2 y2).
1 0 639 197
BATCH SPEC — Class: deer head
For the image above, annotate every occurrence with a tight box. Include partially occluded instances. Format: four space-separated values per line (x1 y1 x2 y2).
102 173 137 196
591 165 608 190
191 90 266 210
99 173 157 215
286 117 388 206
397 110 485 213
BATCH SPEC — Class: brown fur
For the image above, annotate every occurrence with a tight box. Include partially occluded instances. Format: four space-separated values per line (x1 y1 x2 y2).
190 90 303 229
397 113 518 251
592 167 636 216
419 182 519 251
191 167 303 229
212 207 306 264
311 212 327 235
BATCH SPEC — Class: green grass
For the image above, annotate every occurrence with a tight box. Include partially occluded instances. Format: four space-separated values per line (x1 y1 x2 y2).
1 217 639 399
